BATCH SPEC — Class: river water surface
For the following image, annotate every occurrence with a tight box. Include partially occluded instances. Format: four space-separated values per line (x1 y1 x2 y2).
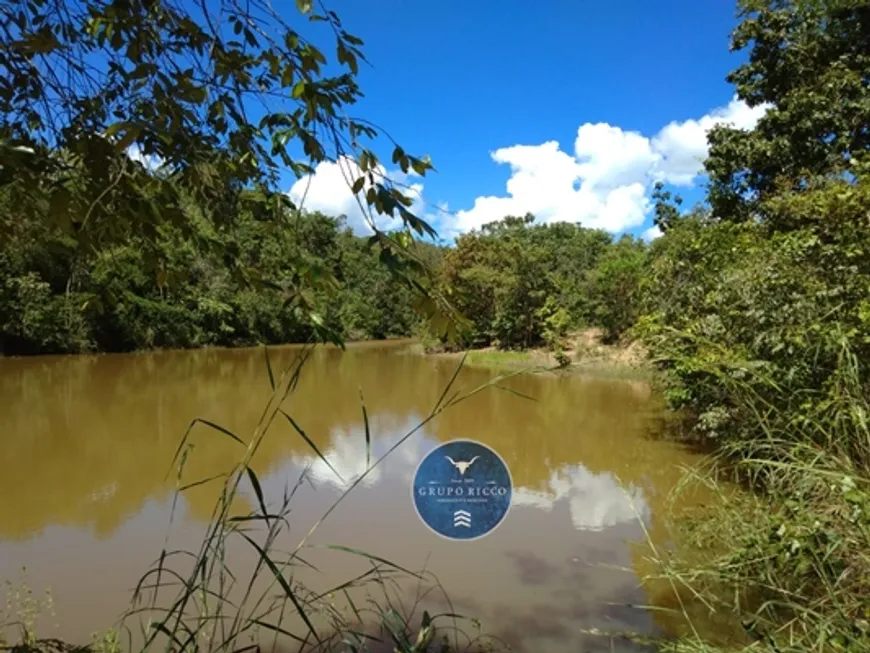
0 341 708 652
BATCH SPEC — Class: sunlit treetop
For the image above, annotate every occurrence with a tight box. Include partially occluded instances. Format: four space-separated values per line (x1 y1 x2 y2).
705 0 870 225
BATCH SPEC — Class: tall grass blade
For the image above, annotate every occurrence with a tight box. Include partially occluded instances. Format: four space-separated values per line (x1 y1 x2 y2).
492 383 538 402
245 467 270 525
287 346 311 394
308 567 396 604
442 366 542 410
179 473 227 492
344 589 362 623
150 620 188 651
268 554 320 573
280 409 344 483
239 533 322 646
231 645 260 653
431 351 467 414
264 345 276 391
170 418 245 473
359 388 371 470
228 514 289 526
311 544 425 580
247 618 307 645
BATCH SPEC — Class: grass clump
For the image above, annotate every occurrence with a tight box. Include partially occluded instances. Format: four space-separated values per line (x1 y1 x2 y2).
1 576 56 650
638 330 870 653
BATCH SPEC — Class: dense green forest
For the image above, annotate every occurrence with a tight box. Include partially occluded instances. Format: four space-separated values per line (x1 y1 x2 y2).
0 199 652 356
0 203 441 354
2 0 870 651
439 214 646 350
0 0 452 355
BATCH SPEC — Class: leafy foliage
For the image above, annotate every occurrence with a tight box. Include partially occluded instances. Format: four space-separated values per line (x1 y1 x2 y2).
706 0 870 223
437 214 626 349
4 0 870 646
0 203 442 354
637 2 870 650
588 234 647 344
0 0 452 346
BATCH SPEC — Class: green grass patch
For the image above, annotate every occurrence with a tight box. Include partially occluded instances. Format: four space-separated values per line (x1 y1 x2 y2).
461 349 535 369
452 348 656 383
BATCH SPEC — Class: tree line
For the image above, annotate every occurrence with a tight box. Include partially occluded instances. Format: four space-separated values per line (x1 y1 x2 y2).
0 193 653 356
0 201 441 354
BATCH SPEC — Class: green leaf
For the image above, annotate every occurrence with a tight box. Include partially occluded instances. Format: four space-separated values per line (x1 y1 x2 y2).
245 466 270 524
310 46 327 65
351 176 365 194
410 155 431 176
264 345 275 391
359 389 371 470
15 29 59 54
281 65 295 87
115 125 141 153
337 41 358 75
104 122 129 138
295 0 313 14
129 63 157 80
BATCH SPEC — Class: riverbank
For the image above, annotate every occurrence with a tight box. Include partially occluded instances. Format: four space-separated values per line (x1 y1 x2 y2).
418 329 653 381
418 326 870 652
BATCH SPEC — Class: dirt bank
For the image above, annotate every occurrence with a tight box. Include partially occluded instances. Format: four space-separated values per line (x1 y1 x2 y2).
421 329 651 380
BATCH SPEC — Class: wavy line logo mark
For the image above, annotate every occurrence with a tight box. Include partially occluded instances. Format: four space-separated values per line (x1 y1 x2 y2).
453 510 471 528
412 439 512 541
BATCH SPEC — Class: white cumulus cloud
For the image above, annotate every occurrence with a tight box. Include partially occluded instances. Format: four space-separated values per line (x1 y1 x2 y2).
449 141 652 235
280 97 769 239
287 156 424 235
448 96 769 236
652 97 768 186
642 225 663 242
574 123 660 189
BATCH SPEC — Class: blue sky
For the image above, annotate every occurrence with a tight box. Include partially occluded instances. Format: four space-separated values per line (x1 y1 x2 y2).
279 1 764 242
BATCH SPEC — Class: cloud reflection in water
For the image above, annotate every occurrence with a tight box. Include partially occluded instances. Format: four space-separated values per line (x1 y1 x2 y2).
288 418 651 533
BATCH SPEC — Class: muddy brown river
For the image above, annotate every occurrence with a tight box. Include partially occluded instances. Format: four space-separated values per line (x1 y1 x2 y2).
0 341 711 652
